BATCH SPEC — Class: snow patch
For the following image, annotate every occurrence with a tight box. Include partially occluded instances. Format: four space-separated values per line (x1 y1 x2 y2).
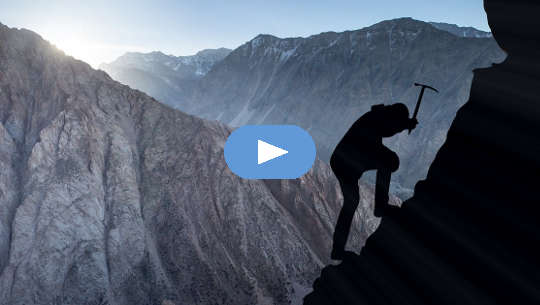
279 48 297 62
252 36 264 49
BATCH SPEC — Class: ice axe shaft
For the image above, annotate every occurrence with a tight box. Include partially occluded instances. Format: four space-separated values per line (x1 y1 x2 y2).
409 82 439 134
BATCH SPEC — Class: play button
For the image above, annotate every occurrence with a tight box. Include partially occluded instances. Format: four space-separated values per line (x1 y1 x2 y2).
224 125 316 179
258 140 288 164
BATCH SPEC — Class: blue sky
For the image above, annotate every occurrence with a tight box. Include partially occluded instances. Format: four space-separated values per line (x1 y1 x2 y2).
0 0 489 67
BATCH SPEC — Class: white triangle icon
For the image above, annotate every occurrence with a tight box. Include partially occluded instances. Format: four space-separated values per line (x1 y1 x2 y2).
258 140 288 165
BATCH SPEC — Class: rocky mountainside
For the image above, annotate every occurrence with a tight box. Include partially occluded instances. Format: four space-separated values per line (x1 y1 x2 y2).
102 18 505 197
428 22 493 38
188 18 505 196
99 48 231 110
105 49 232 77
0 24 395 305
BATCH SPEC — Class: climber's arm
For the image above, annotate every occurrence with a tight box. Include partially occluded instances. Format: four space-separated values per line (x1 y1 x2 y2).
406 118 418 131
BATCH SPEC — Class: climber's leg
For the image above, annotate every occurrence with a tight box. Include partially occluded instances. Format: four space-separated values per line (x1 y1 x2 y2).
374 168 392 217
331 175 360 260
374 147 399 217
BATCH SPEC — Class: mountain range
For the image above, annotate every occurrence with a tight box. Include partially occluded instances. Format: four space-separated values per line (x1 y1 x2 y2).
100 48 231 111
101 18 506 197
0 23 398 304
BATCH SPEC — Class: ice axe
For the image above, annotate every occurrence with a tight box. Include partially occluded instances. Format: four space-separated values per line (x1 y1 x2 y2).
409 82 439 134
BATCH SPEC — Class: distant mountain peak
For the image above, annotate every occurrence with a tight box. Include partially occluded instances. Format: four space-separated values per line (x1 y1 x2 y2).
356 18 491 39
195 47 232 57
254 33 280 40
368 17 436 30
106 48 231 67
429 22 492 38
101 47 231 80
239 17 441 62
234 18 491 63
249 34 295 47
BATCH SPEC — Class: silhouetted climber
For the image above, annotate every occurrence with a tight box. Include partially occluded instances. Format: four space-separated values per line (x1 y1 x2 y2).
330 103 417 260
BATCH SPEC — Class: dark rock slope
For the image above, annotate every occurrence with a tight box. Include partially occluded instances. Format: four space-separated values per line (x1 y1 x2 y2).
0 24 394 305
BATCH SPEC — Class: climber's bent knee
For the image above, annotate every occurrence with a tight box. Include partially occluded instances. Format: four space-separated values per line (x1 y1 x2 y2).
383 150 399 172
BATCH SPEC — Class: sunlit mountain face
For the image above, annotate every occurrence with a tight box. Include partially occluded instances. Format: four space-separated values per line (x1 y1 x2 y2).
0 22 394 305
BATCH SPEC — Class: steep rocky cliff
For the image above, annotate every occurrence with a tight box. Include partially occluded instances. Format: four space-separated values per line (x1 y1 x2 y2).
0 24 393 305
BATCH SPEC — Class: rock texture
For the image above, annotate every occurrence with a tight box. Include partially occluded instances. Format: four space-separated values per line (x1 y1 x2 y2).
103 18 506 197
0 23 394 305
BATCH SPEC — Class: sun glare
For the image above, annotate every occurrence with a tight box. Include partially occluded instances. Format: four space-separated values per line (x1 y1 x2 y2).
42 31 148 68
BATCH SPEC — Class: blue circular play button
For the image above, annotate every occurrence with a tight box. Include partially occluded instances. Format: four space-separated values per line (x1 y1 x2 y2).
224 125 316 179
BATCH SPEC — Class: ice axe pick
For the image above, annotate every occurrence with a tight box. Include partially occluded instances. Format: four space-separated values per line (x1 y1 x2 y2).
409 82 439 134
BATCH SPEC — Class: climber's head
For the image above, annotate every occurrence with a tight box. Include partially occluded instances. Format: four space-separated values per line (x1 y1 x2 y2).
484 0 540 57
388 103 410 120
375 103 411 137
